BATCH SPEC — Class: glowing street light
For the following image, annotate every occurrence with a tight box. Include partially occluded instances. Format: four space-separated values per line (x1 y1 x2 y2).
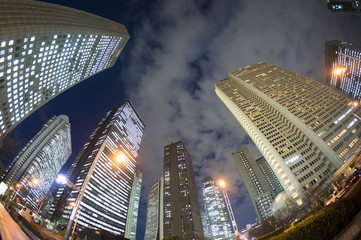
351 101 361 120
11 183 22 200
218 179 240 240
56 174 81 192
334 66 346 75
116 153 127 163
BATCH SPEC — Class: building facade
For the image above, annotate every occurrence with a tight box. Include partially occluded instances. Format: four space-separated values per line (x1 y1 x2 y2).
202 177 233 240
201 211 211 239
2 115 71 211
215 62 361 206
144 178 164 240
49 101 144 237
0 0 129 142
125 169 143 240
325 40 361 100
232 147 283 220
163 141 204 239
327 0 361 14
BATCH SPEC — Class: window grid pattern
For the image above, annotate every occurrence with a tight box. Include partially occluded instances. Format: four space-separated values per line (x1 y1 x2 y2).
216 62 361 205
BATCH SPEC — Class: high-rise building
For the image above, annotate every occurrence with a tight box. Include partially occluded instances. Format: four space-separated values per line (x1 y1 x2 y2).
2 115 71 211
232 147 283 220
144 178 164 240
125 169 143 240
202 177 233 240
215 62 361 206
201 211 211 239
0 0 129 142
327 0 361 14
49 101 145 237
325 40 361 100
163 141 204 239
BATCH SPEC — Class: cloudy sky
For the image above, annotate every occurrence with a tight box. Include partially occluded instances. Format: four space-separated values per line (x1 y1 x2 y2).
2 0 361 239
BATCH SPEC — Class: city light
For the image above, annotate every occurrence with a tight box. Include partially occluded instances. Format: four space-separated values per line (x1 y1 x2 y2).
116 153 127 163
218 179 226 189
334 66 346 75
56 174 67 185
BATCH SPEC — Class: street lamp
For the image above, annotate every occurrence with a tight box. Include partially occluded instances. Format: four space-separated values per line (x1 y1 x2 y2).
352 101 361 120
11 183 22 200
218 179 240 240
334 66 346 76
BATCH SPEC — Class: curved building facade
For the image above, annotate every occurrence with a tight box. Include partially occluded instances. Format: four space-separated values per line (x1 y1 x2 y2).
49 101 144 237
3 114 71 212
215 62 361 206
0 0 129 141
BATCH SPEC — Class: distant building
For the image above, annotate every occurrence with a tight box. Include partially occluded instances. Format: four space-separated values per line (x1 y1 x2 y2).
201 211 211 239
3 115 71 212
325 40 361 100
202 177 233 239
163 141 204 239
215 62 361 207
49 101 145 237
125 169 143 240
144 178 164 240
0 0 129 142
232 147 283 220
327 0 361 14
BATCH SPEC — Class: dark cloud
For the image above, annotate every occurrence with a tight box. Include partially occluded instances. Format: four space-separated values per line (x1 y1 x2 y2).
120 0 361 237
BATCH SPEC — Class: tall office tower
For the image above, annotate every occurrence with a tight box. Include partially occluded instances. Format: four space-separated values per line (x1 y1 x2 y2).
144 178 164 240
215 62 361 207
0 0 129 142
163 141 204 239
49 101 145 237
232 147 283 221
125 169 143 240
201 211 211 239
2 115 71 211
325 40 361 100
202 177 233 239
327 0 361 14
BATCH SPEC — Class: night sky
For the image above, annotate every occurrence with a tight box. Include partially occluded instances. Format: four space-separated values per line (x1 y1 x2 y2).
1 0 361 239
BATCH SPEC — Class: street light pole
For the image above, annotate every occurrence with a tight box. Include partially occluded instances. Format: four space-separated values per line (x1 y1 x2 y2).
63 139 108 240
219 180 240 240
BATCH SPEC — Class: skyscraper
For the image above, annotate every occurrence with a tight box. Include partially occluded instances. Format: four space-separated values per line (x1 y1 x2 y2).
325 40 361 100
215 62 361 206
2 115 71 211
163 141 204 239
327 0 361 14
0 0 129 142
201 211 211 240
144 178 164 240
125 169 143 240
49 101 144 237
202 177 233 240
232 147 283 221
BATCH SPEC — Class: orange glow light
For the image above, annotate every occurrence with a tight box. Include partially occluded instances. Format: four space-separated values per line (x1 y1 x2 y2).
218 180 226 189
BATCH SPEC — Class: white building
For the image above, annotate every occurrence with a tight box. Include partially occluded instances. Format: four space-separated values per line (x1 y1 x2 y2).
125 169 143 240
49 101 145 237
215 62 361 206
0 0 129 142
144 178 164 240
3 115 71 211
202 177 233 240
